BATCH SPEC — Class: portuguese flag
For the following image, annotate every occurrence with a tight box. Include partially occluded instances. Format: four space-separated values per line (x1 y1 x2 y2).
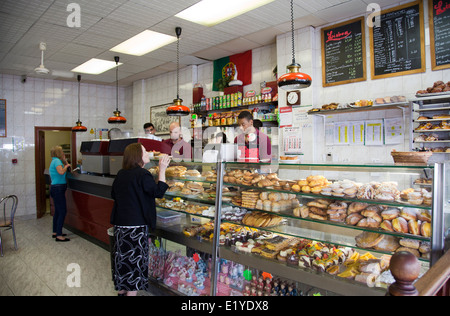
213 50 252 91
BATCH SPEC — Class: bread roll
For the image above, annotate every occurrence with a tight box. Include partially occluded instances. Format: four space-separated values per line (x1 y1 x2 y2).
392 217 408 234
380 220 394 232
268 193 281 202
348 202 369 214
346 213 364 226
373 235 400 252
381 208 400 221
417 211 431 223
307 200 329 209
421 222 431 237
399 238 420 250
361 210 382 223
357 218 380 228
329 201 348 210
408 220 420 236
400 209 417 221
355 232 384 248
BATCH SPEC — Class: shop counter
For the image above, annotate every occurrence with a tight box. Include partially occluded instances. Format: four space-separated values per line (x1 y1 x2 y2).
64 173 114 248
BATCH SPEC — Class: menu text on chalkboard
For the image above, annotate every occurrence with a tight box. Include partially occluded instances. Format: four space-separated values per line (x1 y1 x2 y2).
430 0 450 70
370 1 425 79
322 17 366 87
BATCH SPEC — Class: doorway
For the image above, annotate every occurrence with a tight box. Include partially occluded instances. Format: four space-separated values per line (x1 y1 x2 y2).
34 127 77 219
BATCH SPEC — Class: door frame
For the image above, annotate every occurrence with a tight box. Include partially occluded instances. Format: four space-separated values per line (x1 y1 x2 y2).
34 126 77 219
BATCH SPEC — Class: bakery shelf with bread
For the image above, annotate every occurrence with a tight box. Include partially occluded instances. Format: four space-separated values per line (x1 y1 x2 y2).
224 194 431 261
222 231 397 293
223 167 433 210
412 94 450 155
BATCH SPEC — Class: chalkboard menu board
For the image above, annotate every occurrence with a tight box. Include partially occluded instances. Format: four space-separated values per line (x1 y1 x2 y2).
322 17 366 87
370 1 425 79
429 0 450 70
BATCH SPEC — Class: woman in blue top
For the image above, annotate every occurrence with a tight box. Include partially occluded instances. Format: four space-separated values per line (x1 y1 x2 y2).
49 146 71 242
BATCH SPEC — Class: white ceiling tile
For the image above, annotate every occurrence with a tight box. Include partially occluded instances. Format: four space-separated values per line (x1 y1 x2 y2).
243 27 281 46
0 0 54 19
107 1 172 28
194 47 235 61
216 38 261 55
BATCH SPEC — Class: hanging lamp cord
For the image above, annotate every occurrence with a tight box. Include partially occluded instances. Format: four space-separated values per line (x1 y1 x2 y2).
116 58 119 111
290 0 296 64
177 34 180 99
77 75 81 121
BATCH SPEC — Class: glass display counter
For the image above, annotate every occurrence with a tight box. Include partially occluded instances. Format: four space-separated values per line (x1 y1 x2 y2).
147 160 448 296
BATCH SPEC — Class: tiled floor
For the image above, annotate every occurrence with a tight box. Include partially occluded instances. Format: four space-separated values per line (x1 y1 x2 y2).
0 215 147 296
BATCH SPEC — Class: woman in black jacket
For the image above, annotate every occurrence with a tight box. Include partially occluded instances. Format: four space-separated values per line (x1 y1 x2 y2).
110 143 171 296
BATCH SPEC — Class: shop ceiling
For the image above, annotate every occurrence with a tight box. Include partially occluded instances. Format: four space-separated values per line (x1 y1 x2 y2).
0 0 399 86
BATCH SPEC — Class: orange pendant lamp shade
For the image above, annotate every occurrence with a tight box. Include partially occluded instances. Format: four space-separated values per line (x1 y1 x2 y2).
72 75 87 133
72 121 88 132
278 63 312 91
166 27 190 117
108 56 127 124
108 110 127 124
278 0 311 91
167 98 191 116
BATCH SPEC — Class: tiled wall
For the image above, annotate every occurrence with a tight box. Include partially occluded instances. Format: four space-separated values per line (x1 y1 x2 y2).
0 74 132 218
132 66 194 137
276 5 450 165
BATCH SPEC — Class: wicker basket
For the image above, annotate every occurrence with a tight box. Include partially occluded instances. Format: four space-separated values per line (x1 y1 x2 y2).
391 151 433 165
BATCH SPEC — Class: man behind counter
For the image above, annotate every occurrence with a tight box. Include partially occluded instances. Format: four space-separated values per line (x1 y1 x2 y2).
144 123 156 135
161 122 192 159
234 111 272 162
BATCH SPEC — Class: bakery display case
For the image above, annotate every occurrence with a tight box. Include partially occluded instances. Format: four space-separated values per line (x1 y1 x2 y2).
147 159 448 296
412 94 450 156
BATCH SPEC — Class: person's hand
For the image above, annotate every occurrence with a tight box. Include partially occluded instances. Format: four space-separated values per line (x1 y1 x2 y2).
158 155 171 183
158 155 171 171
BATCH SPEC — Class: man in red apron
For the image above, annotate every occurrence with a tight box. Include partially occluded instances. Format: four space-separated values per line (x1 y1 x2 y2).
234 111 272 163
161 122 192 160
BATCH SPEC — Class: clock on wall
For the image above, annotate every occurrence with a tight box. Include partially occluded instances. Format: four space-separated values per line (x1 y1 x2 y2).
287 91 301 106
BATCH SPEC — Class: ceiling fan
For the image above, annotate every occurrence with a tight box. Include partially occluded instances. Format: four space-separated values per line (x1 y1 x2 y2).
32 42 74 79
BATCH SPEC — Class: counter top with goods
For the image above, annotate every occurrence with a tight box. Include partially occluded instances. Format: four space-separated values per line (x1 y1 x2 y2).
146 159 449 296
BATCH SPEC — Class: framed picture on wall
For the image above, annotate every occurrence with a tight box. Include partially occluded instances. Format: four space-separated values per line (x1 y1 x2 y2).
150 103 181 136
0 99 6 137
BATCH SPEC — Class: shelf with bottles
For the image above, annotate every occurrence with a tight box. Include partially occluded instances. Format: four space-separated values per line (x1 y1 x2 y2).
193 99 278 116
191 108 279 130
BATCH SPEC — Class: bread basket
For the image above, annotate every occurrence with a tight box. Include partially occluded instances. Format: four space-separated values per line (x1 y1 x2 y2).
391 151 433 165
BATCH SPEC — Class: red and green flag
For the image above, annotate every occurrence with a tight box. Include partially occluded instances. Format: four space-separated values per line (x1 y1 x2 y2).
213 50 252 91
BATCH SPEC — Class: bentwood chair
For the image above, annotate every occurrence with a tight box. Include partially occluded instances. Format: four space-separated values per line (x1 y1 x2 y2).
0 195 18 257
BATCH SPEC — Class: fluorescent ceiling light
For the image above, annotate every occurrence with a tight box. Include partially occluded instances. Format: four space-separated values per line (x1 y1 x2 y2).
176 0 275 26
71 58 121 75
110 30 177 56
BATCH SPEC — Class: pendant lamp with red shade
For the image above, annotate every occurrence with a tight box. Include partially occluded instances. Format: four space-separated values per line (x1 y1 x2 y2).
166 27 191 117
72 75 87 132
277 0 312 91
108 56 127 124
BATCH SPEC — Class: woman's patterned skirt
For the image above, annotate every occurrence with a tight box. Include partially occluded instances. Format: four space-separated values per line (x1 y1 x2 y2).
113 225 149 292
